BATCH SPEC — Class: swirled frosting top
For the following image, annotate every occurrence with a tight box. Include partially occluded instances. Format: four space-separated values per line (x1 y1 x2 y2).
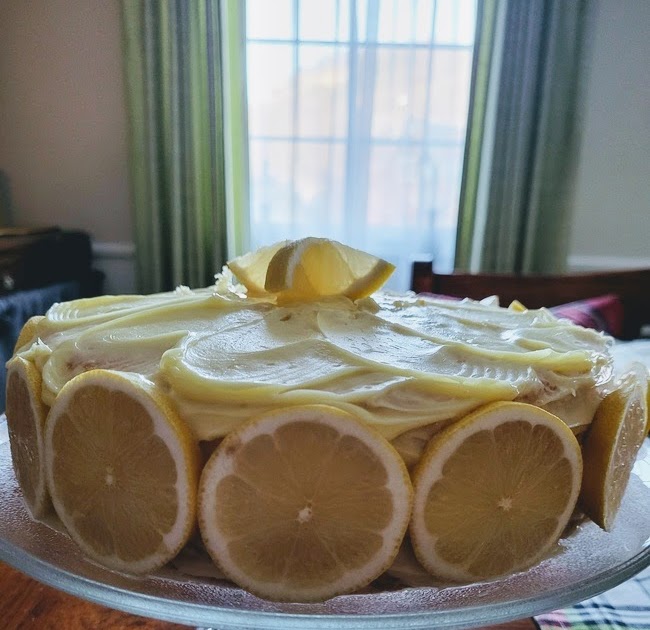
15 284 614 441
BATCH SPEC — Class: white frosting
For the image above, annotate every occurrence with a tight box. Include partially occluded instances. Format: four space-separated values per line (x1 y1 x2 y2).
16 288 614 441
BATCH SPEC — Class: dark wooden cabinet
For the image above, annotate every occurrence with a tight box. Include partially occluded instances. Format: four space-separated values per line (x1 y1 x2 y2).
0 227 98 295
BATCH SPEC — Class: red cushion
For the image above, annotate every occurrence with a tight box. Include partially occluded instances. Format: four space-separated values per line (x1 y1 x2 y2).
550 294 624 338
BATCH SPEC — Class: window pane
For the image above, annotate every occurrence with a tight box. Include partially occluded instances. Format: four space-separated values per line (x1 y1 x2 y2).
428 49 474 133
434 0 476 45
247 44 295 137
247 0 294 40
249 141 346 248
365 145 426 289
298 45 349 138
425 145 466 273
456 0 477 46
365 143 464 286
337 0 351 41
299 0 344 41
367 146 420 229
354 0 370 42
377 0 434 44
414 0 435 43
249 140 293 241
371 48 432 139
293 142 346 237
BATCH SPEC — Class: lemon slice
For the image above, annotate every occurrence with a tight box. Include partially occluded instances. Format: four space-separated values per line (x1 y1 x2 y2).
508 300 527 312
226 241 289 295
44 369 201 574
580 363 648 530
264 237 395 302
5 356 52 518
13 315 45 352
410 401 582 582
198 404 412 602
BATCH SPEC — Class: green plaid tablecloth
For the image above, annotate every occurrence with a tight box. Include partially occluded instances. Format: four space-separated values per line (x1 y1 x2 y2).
535 565 650 629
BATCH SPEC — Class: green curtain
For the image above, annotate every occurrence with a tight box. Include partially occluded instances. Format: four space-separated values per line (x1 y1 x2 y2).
121 0 246 293
455 0 594 274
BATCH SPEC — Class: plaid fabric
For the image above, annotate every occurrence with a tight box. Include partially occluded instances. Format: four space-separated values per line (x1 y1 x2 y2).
535 565 650 629
550 294 624 338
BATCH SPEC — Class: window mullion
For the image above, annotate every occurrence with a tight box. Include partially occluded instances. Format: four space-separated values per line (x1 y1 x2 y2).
343 0 359 244
290 0 300 230
344 0 380 247
324 0 342 236
416 0 438 241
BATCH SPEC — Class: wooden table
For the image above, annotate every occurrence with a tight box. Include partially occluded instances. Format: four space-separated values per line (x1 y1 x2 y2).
0 561 537 630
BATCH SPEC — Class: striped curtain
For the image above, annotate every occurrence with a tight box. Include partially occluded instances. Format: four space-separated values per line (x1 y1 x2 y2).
121 0 247 293
455 0 595 274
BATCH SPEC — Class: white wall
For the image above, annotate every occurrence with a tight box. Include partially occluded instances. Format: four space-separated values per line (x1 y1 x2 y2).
568 0 650 270
0 0 135 293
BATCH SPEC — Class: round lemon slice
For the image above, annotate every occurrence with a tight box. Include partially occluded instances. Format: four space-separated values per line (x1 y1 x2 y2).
264 237 395 302
198 404 412 602
410 401 582 582
44 369 201 574
5 356 52 518
580 363 648 530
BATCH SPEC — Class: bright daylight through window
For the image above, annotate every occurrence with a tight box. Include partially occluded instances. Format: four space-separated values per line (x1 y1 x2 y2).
245 0 477 289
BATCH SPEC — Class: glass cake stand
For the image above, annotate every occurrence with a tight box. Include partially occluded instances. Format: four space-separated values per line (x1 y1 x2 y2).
1 415 649 630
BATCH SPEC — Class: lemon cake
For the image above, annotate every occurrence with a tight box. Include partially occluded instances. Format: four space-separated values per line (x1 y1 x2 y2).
5 238 648 602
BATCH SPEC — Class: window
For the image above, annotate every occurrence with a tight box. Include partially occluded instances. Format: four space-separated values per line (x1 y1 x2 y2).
245 0 477 289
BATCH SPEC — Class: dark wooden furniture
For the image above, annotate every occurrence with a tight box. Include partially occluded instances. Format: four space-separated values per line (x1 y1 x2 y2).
411 261 650 340
0 561 185 629
0 227 102 296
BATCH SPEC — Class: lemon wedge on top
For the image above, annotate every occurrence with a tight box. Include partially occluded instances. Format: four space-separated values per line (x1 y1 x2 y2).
228 238 395 302
265 237 395 302
226 240 289 296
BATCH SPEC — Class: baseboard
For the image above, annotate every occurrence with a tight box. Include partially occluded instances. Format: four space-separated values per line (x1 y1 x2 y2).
568 254 650 271
91 241 136 259
91 241 136 294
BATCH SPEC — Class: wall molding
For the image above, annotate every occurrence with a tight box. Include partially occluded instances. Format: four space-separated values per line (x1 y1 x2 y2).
92 241 135 260
568 254 650 270
90 241 136 294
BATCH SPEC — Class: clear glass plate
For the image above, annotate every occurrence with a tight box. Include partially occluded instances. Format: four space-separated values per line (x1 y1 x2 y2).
1 415 649 630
